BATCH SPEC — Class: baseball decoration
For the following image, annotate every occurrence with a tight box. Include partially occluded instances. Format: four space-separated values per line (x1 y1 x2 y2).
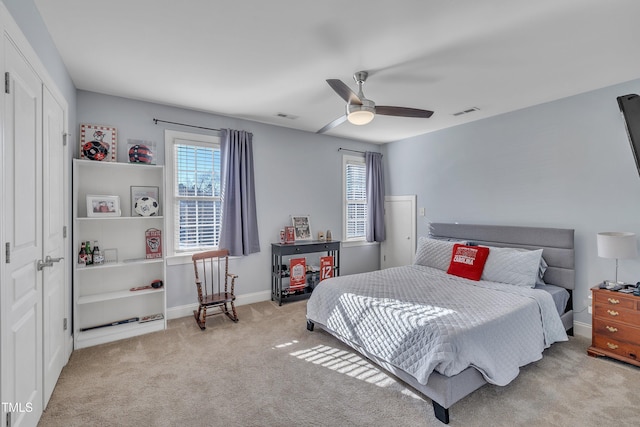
80 124 117 162
82 139 109 161
128 144 154 164
134 196 159 216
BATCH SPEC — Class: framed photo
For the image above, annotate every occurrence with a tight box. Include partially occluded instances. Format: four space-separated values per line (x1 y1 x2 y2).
79 124 117 162
86 195 121 217
145 228 162 259
131 186 160 216
103 248 118 264
284 226 296 244
291 215 312 240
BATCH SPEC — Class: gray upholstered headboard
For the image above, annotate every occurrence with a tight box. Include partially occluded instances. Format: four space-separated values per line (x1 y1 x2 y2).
429 223 575 291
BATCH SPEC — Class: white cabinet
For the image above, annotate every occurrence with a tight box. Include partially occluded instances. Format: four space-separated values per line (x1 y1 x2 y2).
73 159 166 349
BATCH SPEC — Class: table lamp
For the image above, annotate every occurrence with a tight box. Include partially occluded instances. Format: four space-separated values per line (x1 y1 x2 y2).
597 231 638 284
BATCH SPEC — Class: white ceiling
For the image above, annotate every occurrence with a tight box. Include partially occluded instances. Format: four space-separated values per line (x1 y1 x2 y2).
34 0 640 144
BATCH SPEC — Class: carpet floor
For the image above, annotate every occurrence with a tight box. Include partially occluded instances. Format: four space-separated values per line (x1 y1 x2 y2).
39 300 640 426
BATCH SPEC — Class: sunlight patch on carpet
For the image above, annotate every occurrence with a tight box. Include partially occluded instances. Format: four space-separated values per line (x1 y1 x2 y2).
285 343 420 399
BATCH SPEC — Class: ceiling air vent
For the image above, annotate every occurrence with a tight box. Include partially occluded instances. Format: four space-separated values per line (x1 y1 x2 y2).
452 107 480 117
275 112 298 120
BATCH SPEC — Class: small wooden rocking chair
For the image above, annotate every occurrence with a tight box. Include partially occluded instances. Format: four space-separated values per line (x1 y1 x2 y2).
192 249 238 330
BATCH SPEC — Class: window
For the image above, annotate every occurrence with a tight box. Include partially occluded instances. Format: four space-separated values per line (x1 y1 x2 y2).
343 155 367 241
165 130 221 255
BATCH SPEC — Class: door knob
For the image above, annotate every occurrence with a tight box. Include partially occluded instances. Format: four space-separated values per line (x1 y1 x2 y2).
37 255 64 270
37 259 51 270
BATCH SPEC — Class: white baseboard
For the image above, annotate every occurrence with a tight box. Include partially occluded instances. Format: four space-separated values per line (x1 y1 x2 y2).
166 290 272 320
572 320 591 338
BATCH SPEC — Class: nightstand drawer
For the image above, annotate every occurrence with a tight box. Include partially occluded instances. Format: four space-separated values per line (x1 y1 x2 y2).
593 318 640 345
593 304 640 324
593 292 637 310
593 335 640 362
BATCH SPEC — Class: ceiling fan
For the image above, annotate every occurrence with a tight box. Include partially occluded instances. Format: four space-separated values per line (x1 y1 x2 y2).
317 71 434 134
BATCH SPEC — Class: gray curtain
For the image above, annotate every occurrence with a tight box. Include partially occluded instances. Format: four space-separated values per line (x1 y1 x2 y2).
365 151 385 242
218 129 260 256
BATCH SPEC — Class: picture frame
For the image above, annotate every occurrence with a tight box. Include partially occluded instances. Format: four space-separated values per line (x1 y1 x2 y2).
86 195 121 217
79 124 117 162
130 186 160 216
291 215 312 240
103 248 118 264
284 226 296 244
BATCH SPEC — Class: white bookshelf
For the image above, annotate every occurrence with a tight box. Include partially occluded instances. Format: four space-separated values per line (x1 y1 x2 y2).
73 159 166 349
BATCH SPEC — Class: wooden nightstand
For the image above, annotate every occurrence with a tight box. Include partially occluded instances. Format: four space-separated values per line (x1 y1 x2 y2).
588 285 640 367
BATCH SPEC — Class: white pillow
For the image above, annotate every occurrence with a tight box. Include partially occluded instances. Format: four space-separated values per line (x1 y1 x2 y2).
537 256 548 285
414 237 461 271
481 246 543 288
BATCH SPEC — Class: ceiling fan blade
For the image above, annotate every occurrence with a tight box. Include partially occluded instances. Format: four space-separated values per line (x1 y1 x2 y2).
317 115 348 134
376 106 434 118
326 79 362 105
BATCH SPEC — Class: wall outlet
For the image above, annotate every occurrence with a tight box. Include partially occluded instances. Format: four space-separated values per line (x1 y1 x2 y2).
419 207 425 216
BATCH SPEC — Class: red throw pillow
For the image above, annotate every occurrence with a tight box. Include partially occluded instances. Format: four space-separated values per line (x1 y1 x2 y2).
447 244 490 281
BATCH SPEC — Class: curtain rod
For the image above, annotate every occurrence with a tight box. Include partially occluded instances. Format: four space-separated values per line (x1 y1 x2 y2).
338 148 365 154
338 148 382 156
153 118 221 132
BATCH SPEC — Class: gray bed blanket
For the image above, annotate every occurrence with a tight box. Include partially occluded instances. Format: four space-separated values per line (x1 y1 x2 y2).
306 265 567 386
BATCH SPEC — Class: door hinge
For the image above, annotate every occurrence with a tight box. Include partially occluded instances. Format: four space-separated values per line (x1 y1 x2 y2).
63 226 67 238
4 72 9 94
63 318 68 331
6 411 11 427
63 132 69 146
5 242 9 264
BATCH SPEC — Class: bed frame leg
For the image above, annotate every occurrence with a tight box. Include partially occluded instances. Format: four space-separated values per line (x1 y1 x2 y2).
433 401 450 424
306 320 314 331
567 327 574 337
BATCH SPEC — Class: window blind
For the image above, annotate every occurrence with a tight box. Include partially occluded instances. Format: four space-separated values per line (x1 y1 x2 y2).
173 143 221 251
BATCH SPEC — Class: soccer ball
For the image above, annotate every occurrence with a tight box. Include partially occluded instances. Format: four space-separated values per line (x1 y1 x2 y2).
128 144 153 164
134 196 159 216
82 140 109 161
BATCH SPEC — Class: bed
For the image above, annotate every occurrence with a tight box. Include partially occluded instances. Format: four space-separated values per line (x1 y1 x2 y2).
305 223 575 424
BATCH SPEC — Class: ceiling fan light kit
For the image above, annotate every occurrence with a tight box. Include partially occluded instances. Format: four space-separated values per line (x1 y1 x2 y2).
318 70 434 133
347 104 375 125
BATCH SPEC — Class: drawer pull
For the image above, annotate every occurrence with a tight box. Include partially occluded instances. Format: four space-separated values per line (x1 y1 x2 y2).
605 326 618 333
607 298 620 305
607 310 619 316
607 343 619 350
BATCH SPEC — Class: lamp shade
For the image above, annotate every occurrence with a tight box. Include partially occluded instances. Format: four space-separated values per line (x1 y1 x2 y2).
346 104 375 125
597 232 638 259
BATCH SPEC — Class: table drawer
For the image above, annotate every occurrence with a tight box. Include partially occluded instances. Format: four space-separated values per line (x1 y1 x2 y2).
593 292 636 310
593 318 640 345
593 304 640 324
593 334 640 362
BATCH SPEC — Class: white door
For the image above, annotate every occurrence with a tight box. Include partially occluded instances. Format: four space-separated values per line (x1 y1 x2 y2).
1 38 44 427
380 195 416 269
42 86 67 406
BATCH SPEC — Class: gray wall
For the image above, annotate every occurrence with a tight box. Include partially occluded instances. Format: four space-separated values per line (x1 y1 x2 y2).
10 0 640 328
3 0 76 130
77 91 380 309
384 78 640 327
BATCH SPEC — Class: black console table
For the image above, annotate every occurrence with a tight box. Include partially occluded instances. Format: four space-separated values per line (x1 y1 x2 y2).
271 240 340 305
